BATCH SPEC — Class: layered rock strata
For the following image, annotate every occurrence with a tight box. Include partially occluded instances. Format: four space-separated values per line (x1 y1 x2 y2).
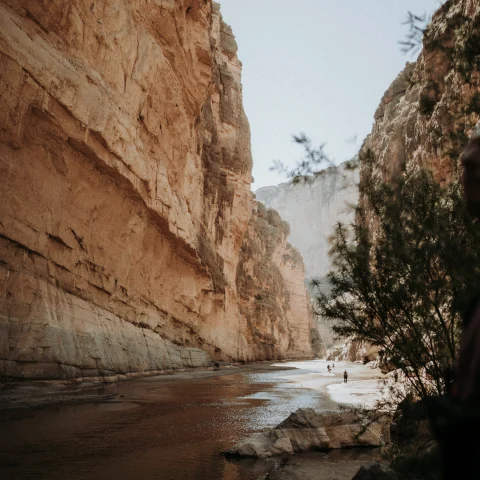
326 340 379 364
256 161 358 349
0 0 314 379
255 161 359 283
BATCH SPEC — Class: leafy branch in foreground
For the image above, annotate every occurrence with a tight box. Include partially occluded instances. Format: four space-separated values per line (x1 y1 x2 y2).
271 133 333 184
312 169 480 400
400 11 431 55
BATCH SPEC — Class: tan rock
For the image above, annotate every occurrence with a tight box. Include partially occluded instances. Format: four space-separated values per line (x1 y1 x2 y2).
0 0 315 379
225 408 392 459
360 1 480 202
236 202 316 360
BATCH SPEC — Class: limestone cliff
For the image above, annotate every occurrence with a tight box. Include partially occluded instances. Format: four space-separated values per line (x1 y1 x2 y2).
326 340 379 364
255 161 359 348
255 162 359 282
236 202 318 359
360 0 480 195
0 0 314 379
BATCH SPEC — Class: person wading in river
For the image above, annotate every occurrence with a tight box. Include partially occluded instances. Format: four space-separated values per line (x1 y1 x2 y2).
343 370 348 383
429 125 480 479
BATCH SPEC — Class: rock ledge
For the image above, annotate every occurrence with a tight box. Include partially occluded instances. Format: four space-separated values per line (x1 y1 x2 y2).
223 408 391 459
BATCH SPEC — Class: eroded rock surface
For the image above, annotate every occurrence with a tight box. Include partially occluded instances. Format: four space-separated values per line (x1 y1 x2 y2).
360 0 480 201
256 162 358 349
327 340 379 364
236 202 318 359
255 161 359 283
225 408 391 459
0 1 314 379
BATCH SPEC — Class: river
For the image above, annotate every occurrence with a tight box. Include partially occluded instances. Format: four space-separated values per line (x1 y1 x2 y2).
0 360 383 480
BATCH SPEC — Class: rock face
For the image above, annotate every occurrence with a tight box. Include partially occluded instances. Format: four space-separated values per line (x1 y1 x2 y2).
0 1 314 379
327 340 379 363
224 408 391 459
256 162 359 348
360 0 480 200
237 202 318 359
255 161 359 282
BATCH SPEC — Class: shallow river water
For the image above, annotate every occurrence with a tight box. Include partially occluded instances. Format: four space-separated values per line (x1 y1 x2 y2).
0 360 383 480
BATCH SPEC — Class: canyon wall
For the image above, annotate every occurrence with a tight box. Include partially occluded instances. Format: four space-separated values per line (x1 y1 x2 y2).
255 162 359 282
360 0 480 195
0 0 314 380
348 0 480 365
255 161 359 347
236 202 320 359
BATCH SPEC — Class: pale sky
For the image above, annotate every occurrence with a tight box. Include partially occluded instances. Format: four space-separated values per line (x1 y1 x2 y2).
218 0 444 189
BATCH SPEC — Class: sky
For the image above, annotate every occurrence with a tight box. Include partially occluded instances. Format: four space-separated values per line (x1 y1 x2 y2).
218 0 444 189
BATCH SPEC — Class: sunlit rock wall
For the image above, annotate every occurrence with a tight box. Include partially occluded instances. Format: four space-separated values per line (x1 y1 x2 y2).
0 0 313 379
237 202 318 359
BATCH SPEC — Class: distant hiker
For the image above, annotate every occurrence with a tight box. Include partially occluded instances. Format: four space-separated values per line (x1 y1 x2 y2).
343 370 348 383
327 364 330 371
333 363 335 368
427 126 480 480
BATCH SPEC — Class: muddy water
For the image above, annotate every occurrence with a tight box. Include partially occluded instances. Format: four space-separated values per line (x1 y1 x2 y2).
0 360 382 480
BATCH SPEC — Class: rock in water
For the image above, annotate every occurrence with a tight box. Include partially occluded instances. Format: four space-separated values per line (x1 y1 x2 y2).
224 408 391 459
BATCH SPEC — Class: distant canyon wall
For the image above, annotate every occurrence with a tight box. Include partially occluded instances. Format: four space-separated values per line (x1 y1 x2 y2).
0 0 314 380
237 202 322 358
255 162 359 282
256 162 359 348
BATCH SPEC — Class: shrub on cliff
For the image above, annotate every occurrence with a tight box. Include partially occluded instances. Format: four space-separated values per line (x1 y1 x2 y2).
313 169 480 400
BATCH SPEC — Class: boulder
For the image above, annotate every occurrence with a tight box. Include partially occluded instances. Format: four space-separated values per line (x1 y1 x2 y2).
223 408 391 459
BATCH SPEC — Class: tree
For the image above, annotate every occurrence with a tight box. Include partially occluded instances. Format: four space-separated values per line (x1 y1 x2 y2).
400 11 430 55
312 168 480 400
271 133 333 184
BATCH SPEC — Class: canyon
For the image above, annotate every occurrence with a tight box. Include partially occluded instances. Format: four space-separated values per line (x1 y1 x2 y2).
3 1 480 479
255 161 359 349
0 0 315 380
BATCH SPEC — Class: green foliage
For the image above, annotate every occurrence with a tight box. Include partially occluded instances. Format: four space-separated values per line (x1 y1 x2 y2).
313 169 480 400
400 11 430 55
271 133 333 184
